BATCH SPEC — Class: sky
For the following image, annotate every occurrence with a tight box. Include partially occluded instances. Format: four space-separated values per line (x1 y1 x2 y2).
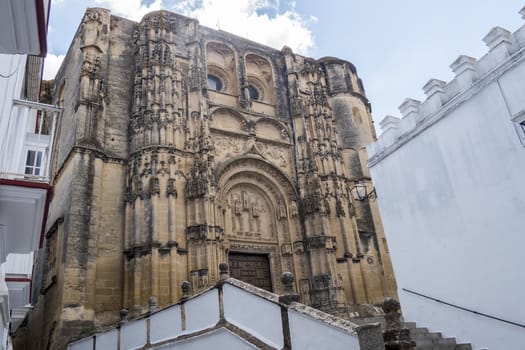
44 0 525 127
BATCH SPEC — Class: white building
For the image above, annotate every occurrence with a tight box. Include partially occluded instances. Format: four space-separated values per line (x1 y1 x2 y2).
0 1 57 349
367 6 525 350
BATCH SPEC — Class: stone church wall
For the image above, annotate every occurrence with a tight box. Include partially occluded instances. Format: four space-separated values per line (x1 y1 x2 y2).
23 8 398 349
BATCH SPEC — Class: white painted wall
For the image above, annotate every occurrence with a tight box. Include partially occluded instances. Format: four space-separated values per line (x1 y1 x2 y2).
0 54 26 175
0 52 27 350
369 40 525 350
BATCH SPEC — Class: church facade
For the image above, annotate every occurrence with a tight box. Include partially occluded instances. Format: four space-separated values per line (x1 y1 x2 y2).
24 8 397 349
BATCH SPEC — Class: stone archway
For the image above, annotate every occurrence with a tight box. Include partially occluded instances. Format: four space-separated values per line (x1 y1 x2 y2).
215 156 301 293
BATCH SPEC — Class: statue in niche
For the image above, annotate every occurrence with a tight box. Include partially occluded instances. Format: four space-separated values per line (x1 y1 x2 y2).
232 193 243 232
289 200 298 217
277 150 287 168
250 199 262 233
196 171 205 195
321 196 331 215
149 176 160 196
167 178 177 197
135 178 143 199
163 46 171 63
242 190 250 210
277 200 287 220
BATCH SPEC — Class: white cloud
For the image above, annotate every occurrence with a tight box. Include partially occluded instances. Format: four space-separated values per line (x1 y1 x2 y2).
173 0 315 54
43 53 65 80
93 0 163 21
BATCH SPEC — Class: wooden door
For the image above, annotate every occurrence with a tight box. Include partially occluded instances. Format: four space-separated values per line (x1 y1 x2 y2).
228 253 273 292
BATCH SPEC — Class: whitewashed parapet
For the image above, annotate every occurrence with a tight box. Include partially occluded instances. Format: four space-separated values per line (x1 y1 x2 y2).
398 98 420 132
449 55 478 93
378 115 401 148
420 79 446 117
478 27 516 74
369 5 525 162
515 7 525 46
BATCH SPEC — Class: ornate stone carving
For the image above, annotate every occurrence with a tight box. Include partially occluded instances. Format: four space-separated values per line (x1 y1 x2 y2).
256 142 288 169
291 96 304 116
186 225 223 241
276 200 287 220
135 178 144 200
289 200 298 217
336 199 345 217
149 176 160 197
167 178 177 197
227 188 270 240
228 243 278 253
213 134 243 159
142 12 177 33
293 241 305 254
185 155 213 199
281 243 293 256
306 235 337 251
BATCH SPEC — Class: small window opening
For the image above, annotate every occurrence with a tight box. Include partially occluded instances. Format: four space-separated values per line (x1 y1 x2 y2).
207 75 223 91
247 85 259 100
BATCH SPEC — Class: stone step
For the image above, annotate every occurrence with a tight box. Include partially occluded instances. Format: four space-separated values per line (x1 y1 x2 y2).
402 321 473 350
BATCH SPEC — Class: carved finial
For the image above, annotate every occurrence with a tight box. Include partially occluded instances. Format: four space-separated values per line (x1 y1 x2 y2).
281 272 294 292
119 309 129 324
381 298 415 349
279 272 300 304
181 281 190 300
148 296 158 313
219 262 229 280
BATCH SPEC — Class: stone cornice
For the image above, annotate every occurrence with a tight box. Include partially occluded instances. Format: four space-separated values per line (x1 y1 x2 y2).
52 145 126 185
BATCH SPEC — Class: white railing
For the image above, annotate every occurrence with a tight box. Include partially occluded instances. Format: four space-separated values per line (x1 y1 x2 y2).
0 99 62 183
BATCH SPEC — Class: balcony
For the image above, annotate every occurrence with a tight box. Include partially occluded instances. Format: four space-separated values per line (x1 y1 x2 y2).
0 99 59 347
0 98 61 183
0 99 61 262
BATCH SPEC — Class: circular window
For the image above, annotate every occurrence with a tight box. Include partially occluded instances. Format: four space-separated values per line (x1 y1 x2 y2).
207 75 223 91
247 85 259 100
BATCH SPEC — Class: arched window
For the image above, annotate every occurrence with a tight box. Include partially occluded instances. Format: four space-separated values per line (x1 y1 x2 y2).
245 54 275 104
207 75 223 91
247 85 259 100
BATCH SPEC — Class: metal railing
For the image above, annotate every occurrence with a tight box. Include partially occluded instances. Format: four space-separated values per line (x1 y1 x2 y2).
0 99 62 183
402 288 525 329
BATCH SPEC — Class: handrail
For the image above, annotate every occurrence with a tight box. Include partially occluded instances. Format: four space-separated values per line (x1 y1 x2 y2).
402 288 525 329
13 98 62 113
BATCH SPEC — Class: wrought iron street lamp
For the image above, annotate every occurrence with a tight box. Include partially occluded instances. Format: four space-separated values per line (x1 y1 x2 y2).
349 182 377 201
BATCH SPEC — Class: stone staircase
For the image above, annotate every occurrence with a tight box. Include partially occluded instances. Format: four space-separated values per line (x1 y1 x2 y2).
404 322 473 350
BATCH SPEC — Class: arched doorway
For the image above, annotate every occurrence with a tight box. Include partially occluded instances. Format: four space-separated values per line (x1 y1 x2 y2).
215 156 301 293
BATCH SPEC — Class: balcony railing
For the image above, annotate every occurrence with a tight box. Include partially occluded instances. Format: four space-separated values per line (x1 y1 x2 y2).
0 99 62 183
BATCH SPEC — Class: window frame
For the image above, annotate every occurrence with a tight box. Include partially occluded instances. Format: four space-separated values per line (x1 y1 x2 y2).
207 74 223 91
24 149 44 176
